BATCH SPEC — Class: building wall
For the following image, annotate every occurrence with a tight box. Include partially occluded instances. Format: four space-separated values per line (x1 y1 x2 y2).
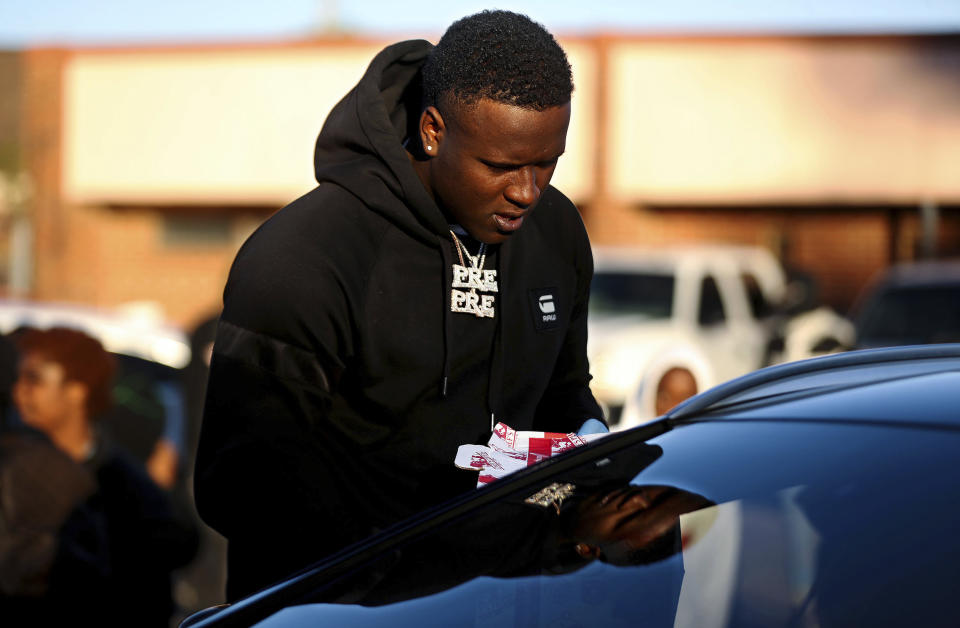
58 38 598 206
21 45 278 325
15 34 960 327
0 51 22 173
57 204 268 326
61 43 383 206
603 35 960 204
22 48 69 305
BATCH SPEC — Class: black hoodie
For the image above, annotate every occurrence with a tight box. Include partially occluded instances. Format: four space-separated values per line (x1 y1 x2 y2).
194 39 603 599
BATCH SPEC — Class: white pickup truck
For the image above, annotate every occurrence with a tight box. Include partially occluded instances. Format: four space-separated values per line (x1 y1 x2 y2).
587 245 853 429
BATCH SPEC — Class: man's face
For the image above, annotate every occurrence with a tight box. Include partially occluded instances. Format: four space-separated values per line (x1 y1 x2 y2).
655 368 698 416
13 352 78 434
424 98 571 244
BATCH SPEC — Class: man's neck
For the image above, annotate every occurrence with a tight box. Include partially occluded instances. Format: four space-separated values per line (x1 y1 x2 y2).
407 146 435 204
48 415 95 463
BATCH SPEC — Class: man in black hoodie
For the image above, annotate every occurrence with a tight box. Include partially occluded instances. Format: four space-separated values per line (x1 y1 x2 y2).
195 10 605 600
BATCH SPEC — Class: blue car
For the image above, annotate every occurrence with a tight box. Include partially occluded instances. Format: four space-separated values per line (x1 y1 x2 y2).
184 344 960 628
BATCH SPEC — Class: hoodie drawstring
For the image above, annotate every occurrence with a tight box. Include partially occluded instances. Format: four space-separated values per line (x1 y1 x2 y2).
439 232 505 434
486 241 507 431
439 237 454 398
487 323 504 431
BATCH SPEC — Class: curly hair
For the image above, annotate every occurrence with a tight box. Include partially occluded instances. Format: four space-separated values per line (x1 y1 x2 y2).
421 10 573 113
15 327 116 418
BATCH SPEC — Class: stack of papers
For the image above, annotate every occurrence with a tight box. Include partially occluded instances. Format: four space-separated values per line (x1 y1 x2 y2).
455 422 607 487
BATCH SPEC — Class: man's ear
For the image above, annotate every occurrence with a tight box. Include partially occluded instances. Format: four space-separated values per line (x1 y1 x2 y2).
419 106 445 157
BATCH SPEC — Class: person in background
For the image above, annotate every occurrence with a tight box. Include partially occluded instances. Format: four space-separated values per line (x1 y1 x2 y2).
11 327 197 626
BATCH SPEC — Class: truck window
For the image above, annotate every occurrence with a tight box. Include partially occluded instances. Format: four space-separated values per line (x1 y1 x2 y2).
698 276 726 326
740 272 773 320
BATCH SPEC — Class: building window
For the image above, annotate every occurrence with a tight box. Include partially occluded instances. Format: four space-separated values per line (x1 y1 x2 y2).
162 215 232 247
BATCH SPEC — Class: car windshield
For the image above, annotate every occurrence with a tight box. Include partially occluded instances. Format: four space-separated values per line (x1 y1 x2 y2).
243 417 960 628
590 271 674 319
857 284 960 346
102 355 186 464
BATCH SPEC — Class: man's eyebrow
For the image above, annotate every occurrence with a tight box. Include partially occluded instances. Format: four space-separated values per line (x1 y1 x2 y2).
479 158 518 168
480 151 565 168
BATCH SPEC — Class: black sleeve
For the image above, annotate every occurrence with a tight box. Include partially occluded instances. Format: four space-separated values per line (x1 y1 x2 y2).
194 322 359 542
193 218 372 591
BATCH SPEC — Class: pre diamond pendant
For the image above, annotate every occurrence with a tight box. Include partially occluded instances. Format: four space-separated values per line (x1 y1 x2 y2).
448 232 497 318
452 264 498 293
451 287 495 318
451 264 497 318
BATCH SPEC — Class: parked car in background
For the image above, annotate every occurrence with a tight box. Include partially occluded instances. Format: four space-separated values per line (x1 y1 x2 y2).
182 344 960 628
0 299 191 369
852 260 960 349
588 246 852 429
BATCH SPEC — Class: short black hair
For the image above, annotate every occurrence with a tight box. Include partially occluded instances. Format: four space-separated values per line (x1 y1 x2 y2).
422 10 573 112
16 327 116 418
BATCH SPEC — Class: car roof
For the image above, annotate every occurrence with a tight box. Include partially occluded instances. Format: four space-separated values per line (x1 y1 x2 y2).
593 244 778 269
591 245 787 302
668 344 960 429
874 259 960 288
0 299 191 368
185 344 960 627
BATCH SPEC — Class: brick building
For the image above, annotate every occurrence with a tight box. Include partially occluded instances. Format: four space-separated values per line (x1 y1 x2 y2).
2 32 959 329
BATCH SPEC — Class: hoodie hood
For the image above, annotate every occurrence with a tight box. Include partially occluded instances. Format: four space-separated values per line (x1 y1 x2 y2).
314 39 475 402
313 39 448 244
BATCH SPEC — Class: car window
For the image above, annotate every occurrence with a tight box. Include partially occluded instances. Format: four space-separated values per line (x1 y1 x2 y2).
740 272 773 319
102 355 186 463
697 275 725 326
635 421 960 628
590 271 674 319
250 420 960 628
856 285 960 346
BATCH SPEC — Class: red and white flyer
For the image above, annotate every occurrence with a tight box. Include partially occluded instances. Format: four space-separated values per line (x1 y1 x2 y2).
455 422 607 488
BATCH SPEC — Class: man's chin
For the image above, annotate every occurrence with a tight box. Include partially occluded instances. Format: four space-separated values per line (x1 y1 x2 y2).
463 228 511 245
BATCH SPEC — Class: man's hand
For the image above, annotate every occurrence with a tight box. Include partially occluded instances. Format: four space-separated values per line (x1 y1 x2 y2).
577 418 608 436
146 438 179 490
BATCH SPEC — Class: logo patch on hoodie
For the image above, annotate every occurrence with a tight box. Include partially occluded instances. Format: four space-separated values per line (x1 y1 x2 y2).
529 287 561 331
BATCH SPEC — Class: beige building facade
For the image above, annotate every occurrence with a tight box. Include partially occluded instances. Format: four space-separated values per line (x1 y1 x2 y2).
4 33 959 329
